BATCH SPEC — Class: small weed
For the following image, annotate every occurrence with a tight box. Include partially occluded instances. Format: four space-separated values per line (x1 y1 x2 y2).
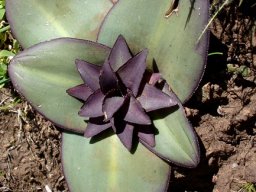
227 64 251 77
199 0 255 42
0 0 20 88
0 97 21 111
208 52 223 56
198 0 231 42
0 0 5 20
239 182 256 192
0 169 4 176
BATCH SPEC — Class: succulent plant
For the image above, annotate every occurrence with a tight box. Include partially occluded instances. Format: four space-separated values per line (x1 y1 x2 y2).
6 0 210 191
67 35 178 151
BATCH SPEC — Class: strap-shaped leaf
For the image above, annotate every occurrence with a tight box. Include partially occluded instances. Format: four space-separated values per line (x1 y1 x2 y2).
8 38 110 133
141 83 200 168
98 0 209 103
149 100 199 167
151 109 200 168
6 0 113 48
62 132 171 192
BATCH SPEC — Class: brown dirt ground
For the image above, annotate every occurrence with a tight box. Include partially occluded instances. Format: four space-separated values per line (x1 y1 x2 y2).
0 88 67 191
0 1 256 192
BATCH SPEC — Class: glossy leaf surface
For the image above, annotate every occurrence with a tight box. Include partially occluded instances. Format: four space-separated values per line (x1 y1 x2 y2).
62 132 170 192
152 110 200 167
98 0 209 102
9 38 110 133
6 0 113 48
150 86 200 167
9 37 200 167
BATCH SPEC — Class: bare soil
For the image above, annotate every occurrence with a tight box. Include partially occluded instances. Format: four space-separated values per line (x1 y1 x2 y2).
0 1 256 192
0 88 67 191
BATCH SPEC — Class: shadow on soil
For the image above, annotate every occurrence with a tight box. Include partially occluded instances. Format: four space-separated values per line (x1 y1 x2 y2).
168 138 217 192
168 33 229 191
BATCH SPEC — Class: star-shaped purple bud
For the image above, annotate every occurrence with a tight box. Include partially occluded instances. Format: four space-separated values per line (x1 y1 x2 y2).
67 35 177 151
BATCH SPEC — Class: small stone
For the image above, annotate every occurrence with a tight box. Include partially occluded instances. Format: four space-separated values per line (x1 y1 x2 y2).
231 163 238 169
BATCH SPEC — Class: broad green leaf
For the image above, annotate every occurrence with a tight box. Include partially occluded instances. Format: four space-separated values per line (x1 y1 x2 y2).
9 37 200 167
0 50 15 57
152 110 200 168
0 63 7 76
0 8 5 20
62 132 170 192
134 83 200 168
98 0 210 103
9 38 110 133
150 92 200 168
0 77 9 87
6 0 113 48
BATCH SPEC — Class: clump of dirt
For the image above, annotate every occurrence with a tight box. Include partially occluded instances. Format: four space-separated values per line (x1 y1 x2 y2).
0 1 256 192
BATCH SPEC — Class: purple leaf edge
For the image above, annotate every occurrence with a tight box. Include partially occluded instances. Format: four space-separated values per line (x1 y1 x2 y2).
5 1 24 47
8 37 111 134
96 0 211 104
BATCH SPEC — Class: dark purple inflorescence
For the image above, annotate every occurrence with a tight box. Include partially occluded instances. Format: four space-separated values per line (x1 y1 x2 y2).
67 35 177 151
